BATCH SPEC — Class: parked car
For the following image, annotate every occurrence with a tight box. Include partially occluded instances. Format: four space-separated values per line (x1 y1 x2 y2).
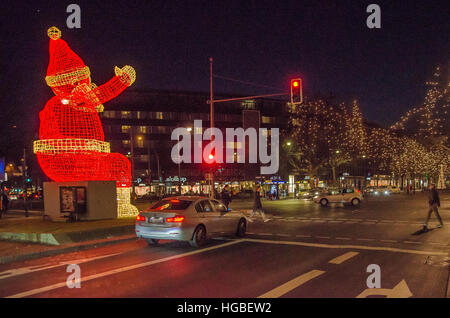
135 196 247 247
313 188 363 207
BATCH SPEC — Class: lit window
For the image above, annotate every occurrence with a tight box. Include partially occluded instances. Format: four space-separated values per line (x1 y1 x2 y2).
121 125 131 133
242 100 255 109
121 111 131 119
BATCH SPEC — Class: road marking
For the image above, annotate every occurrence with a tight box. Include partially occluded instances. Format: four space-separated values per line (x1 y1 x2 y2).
335 237 352 241
244 238 448 256
328 251 359 264
0 253 121 281
5 240 244 298
380 240 398 243
357 238 375 241
276 234 290 237
356 280 413 298
258 270 325 298
259 233 273 236
295 235 312 238
316 236 331 239
329 221 343 223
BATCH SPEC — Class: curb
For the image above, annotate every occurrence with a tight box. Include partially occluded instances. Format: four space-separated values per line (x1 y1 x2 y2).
0 235 138 265
0 225 135 245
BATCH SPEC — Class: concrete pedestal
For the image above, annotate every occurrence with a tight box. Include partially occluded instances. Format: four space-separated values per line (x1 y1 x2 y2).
43 181 118 220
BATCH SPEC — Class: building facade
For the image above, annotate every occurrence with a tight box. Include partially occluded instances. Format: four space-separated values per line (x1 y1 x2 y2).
100 89 289 196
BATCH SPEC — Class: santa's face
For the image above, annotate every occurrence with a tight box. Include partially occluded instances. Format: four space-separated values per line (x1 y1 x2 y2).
51 76 91 97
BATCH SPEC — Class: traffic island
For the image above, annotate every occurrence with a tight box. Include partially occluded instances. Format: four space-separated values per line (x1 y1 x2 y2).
0 217 136 245
0 217 138 265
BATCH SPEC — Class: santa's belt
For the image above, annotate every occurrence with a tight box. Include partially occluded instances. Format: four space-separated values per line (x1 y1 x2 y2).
34 138 110 154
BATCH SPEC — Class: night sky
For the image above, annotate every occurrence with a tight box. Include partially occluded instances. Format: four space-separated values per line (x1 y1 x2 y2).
1 0 449 160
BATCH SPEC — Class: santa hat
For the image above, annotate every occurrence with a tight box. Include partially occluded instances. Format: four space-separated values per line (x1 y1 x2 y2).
45 27 90 87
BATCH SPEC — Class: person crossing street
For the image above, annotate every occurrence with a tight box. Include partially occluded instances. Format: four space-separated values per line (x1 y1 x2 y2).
248 185 270 222
423 183 443 231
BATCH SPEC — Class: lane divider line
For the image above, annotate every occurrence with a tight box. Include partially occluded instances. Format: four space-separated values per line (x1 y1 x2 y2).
258 270 325 298
243 238 448 256
328 251 359 264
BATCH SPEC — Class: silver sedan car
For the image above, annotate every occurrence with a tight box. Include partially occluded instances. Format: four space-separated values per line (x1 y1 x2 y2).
135 196 247 247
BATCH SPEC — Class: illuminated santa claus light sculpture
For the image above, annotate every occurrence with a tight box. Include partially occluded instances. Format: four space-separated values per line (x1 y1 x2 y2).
34 26 138 217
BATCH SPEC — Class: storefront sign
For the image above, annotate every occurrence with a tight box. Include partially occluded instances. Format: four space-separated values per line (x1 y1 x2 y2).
166 176 187 183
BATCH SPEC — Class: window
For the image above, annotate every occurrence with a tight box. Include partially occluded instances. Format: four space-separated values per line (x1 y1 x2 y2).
150 199 192 211
241 100 256 110
121 111 131 119
195 200 213 213
121 125 131 133
156 112 163 119
212 200 228 212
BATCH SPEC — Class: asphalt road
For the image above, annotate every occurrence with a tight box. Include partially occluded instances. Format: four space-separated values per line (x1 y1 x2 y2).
0 192 448 298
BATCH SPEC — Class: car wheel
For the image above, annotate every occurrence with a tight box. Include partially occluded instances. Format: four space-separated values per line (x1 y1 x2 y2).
351 198 361 206
320 198 328 207
236 218 247 237
190 225 207 248
146 238 159 245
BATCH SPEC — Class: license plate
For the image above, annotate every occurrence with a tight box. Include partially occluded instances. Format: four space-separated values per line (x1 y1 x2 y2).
149 217 163 224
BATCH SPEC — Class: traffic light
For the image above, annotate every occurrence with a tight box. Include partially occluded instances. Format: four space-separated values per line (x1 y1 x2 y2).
290 78 303 105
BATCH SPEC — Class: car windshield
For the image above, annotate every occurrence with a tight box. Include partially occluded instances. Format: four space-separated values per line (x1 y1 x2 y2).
149 199 192 211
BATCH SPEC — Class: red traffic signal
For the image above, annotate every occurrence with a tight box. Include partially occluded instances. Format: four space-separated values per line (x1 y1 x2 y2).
290 78 303 105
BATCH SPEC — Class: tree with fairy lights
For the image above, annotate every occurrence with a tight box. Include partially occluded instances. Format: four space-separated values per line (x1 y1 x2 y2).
285 98 365 186
390 65 449 185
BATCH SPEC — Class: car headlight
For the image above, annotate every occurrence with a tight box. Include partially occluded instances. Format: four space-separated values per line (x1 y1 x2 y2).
374 191 379 195
384 191 389 195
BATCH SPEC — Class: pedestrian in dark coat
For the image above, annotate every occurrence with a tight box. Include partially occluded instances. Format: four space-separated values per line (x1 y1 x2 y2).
248 185 269 222
221 185 232 210
423 183 443 230
0 192 9 218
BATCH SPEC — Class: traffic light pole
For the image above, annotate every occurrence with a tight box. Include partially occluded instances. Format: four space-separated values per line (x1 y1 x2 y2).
209 57 215 198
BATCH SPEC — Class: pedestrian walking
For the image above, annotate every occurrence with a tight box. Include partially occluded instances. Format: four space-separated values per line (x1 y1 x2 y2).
221 185 232 210
423 183 443 231
248 185 270 222
0 191 8 219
